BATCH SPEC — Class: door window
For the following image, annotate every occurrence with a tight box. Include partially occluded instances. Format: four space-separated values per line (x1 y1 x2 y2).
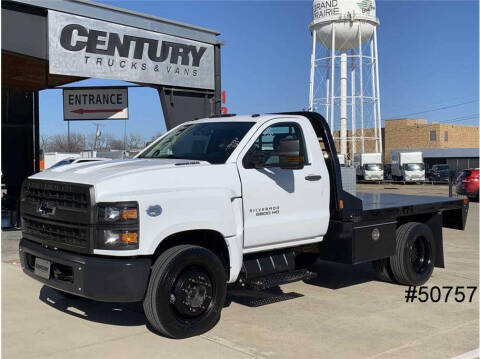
245 123 307 168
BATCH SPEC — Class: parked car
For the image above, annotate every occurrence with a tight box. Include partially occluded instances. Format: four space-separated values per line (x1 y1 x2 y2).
48 157 111 169
429 164 450 182
456 168 479 201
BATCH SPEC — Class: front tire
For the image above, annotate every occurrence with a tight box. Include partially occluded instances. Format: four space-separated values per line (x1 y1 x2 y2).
143 245 226 339
390 222 436 286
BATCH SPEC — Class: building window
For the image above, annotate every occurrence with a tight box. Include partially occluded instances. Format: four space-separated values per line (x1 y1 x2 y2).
444 131 448 142
430 131 437 141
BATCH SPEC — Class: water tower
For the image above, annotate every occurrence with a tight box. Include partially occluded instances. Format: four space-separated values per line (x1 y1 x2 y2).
308 0 382 159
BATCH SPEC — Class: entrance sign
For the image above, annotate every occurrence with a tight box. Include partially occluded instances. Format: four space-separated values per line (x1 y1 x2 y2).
48 10 215 90
63 88 128 121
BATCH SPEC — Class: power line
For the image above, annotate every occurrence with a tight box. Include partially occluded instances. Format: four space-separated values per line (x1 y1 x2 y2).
385 99 478 119
437 114 479 124
383 95 478 112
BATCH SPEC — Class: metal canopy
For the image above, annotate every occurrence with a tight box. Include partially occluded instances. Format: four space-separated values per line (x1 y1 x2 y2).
391 148 479 159
2 0 222 90
1 0 223 223
6 0 220 44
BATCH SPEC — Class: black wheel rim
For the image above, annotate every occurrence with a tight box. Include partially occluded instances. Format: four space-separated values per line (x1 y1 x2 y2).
170 266 214 319
409 236 431 274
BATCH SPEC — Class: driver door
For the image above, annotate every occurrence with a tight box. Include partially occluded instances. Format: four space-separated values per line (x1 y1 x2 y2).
237 119 329 251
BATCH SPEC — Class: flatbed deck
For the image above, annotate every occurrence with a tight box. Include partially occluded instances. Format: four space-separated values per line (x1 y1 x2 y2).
357 192 463 211
353 192 468 229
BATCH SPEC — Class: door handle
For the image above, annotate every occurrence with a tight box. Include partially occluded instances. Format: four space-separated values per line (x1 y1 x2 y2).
305 174 322 181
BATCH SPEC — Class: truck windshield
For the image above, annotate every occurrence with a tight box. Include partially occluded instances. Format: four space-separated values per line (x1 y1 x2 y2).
404 163 425 171
138 122 255 164
365 164 382 171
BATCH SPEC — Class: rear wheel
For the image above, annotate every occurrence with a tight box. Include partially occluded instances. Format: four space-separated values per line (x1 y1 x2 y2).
390 222 436 286
143 245 226 339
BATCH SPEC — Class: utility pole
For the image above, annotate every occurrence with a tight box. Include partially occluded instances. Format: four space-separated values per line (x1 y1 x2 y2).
92 123 104 152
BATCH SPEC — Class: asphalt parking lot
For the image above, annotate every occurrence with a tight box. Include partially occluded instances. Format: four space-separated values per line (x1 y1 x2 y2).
2 184 478 359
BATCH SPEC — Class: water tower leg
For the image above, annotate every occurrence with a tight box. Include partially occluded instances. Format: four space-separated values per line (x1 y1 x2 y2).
370 40 379 153
325 53 330 125
330 24 336 135
358 23 365 153
308 30 317 111
340 50 347 156
351 49 356 159
374 28 383 155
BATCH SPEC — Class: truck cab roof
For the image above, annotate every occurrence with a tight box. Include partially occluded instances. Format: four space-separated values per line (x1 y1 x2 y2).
191 114 301 125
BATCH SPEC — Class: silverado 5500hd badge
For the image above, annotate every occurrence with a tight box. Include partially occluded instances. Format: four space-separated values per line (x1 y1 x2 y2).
249 206 280 217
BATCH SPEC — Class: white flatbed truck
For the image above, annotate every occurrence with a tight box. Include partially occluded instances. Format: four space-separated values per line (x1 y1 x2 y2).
19 112 468 338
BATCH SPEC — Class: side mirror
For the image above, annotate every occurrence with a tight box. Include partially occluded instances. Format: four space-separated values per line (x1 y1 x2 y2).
279 138 304 170
246 150 266 168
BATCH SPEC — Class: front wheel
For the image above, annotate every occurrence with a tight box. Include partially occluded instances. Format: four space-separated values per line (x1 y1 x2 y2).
143 245 226 339
390 222 436 286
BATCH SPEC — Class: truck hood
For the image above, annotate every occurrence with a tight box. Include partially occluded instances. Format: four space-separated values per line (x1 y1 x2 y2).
31 158 210 185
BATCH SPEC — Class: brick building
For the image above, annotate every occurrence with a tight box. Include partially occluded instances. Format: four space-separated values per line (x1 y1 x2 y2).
331 118 478 170
384 118 479 162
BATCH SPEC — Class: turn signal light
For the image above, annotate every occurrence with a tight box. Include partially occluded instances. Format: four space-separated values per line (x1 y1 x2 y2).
121 208 138 220
120 232 138 244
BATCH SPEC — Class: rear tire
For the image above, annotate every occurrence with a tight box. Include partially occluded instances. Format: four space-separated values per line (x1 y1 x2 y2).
390 222 436 286
143 245 226 339
372 258 395 283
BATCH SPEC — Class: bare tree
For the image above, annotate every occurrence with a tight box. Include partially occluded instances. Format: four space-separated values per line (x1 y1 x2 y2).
47 133 86 152
151 132 164 141
40 135 52 151
107 136 125 150
40 131 145 153
127 132 145 150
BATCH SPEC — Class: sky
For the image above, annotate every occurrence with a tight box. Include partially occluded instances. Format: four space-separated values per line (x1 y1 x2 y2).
39 0 479 141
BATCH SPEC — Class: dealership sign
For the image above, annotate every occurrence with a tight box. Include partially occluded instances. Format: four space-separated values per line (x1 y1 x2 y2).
48 10 214 89
63 88 128 121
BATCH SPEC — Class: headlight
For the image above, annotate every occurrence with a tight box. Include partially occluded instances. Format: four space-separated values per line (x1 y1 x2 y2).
96 229 139 249
95 202 139 250
97 203 138 223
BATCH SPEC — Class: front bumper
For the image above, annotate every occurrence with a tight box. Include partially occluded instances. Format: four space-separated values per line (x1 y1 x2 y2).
19 238 151 302
404 177 424 182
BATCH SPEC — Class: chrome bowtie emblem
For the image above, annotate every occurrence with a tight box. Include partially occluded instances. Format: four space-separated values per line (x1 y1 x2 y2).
146 205 162 217
37 202 56 217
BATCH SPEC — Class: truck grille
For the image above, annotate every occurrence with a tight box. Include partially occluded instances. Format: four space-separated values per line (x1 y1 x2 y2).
23 181 90 210
21 180 94 253
23 216 89 249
